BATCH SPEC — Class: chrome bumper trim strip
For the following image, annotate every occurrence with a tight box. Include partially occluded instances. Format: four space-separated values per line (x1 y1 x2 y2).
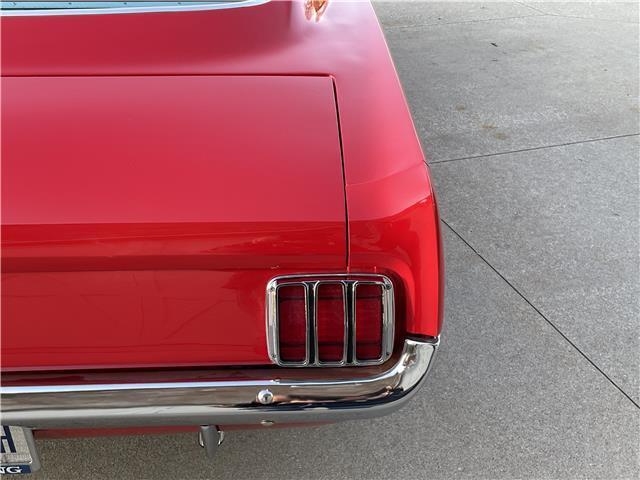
0 338 438 429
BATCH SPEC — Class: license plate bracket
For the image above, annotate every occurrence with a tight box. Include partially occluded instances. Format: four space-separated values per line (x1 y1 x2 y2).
0 426 40 475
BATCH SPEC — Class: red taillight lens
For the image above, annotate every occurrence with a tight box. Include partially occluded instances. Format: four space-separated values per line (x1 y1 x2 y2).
316 284 345 362
355 284 383 360
269 275 392 366
277 285 306 362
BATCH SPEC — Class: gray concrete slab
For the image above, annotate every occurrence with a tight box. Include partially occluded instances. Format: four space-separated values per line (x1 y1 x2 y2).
373 1 542 28
379 8 639 162
431 135 640 403
32 229 640 479
522 1 639 23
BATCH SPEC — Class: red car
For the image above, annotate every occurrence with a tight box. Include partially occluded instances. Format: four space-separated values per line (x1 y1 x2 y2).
0 0 443 474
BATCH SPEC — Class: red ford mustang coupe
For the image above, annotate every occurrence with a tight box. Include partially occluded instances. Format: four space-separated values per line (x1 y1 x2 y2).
0 0 443 474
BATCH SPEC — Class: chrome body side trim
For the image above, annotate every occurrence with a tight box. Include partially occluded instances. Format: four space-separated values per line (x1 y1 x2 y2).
0 338 438 429
0 0 270 16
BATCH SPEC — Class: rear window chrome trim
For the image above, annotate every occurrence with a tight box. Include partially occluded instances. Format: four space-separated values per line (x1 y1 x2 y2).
0 0 269 16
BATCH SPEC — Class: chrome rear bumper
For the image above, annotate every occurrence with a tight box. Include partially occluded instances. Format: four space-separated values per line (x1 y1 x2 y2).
0 338 438 429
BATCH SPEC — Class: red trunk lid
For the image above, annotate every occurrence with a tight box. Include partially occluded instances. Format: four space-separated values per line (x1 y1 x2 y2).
1 75 346 370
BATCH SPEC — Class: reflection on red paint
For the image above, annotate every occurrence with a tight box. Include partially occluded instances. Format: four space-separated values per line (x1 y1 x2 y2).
304 0 328 22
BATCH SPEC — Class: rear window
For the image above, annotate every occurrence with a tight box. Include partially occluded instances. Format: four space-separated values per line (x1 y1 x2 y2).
1 1 249 12
1 1 229 8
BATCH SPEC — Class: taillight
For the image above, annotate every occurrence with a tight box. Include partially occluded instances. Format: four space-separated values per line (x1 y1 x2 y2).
316 283 347 362
354 284 383 360
277 285 307 363
267 275 394 367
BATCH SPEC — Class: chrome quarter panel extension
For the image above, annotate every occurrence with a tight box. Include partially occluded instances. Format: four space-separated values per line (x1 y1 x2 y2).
0 338 438 429
266 274 395 367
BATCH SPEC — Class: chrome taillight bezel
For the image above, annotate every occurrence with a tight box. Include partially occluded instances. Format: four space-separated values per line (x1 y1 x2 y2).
266 274 394 367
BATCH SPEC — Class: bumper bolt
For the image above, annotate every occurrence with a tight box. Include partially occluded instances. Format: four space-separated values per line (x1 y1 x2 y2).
257 389 274 405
